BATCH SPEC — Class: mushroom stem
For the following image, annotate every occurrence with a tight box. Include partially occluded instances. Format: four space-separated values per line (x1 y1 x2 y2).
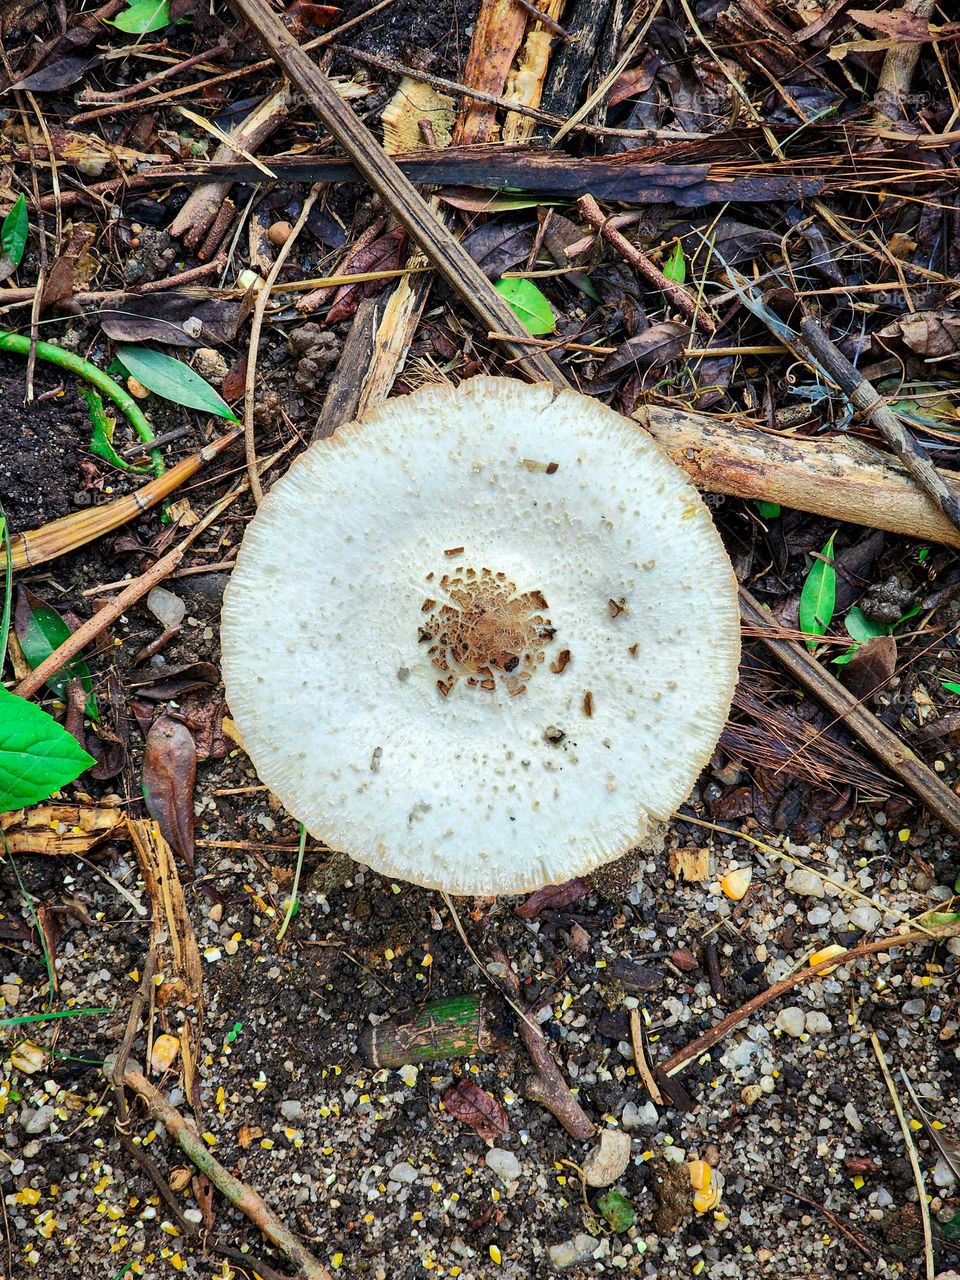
358 994 506 1068
491 947 597 1142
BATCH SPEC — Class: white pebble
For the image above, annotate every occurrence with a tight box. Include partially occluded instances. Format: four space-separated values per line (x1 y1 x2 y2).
776 1007 806 1037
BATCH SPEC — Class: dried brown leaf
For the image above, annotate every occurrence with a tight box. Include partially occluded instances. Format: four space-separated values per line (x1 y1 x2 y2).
589 322 689 394
878 311 960 359
325 227 408 326
442 1079 508 1142
515 877 589 918
142 715 197 870
841 635 897 703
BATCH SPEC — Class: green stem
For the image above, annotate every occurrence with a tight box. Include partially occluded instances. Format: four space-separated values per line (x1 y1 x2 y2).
359 994 506 1068
0 330 164 478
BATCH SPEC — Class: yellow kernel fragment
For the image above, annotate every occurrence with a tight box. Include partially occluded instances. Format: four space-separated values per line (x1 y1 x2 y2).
809 944 846 975
489 1245 502 1264
720 867 752 900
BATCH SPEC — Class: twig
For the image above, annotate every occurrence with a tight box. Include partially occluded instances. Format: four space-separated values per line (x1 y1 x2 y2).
577 194 715 332
637 405 960 551
120 1069 332 1280
872 0 936 127
660 922 959 1078
766 1184 880 1264
871 1032 935 1280
226 0 565 387
111 944 158 1124
12 473 242 699
332 45 705 142
244 184 321 502
629 1007 664 1105
792 312 960 537
738 586 960 841
490 946 596 1140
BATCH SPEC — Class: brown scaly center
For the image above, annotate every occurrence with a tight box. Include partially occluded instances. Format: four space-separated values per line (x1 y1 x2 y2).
419 566 554 698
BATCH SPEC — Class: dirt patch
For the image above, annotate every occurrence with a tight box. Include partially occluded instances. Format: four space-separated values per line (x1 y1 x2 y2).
0 352 90 531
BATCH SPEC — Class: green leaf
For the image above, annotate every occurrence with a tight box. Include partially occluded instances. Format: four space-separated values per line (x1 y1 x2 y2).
15 588 98 720
0 687 94 812
894 602 921 629
831 646 858 667
0 503 11 669
81 386 144 472
663 240 686 284
753 500 781 520
110 0 170 33
799 531 837 651
117 344 238 420
942 681 960 697
493 277 556 336
844 606 886 644
918 547 930 564
597 1188 635 1232
1 195 28 269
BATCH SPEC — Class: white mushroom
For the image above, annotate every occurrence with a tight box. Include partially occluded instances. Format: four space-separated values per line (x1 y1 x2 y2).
221 377 739 895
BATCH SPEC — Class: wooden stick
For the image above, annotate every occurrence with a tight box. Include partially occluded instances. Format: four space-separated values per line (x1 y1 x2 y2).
794 313 960 536
227 0 565 387
121 1069 332 1280
739 586 960 840
871 1033 935 1280
637 405 960 550
660 919 960 1078
244 184 321 501
577 194 716 332
491 947 596 1141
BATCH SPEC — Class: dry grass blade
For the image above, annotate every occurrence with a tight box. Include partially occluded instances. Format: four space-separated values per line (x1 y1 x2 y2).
6 429 240 572
899 1065 960 1182
871 1033 935 1280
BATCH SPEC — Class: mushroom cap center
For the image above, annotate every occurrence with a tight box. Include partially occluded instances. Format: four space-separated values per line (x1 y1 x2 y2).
421 566 552 697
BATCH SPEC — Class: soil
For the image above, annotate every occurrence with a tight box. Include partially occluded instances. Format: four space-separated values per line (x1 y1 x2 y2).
3 3 960 1280
0 354 89 531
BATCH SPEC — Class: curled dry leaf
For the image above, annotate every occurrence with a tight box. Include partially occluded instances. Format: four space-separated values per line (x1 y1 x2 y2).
589 322 689 393
514 877 589 918
325 226 408 326
841 635 897 703
442 1079 508 1142
142 714 197 870
878 311 960 359
130 660 219 702
100 291 249 347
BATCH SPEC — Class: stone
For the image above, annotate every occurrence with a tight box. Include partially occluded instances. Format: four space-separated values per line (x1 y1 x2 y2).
804 1011 832 1035
280 1099 303 1121
582 1129 632 1188
933 1157 957 1190
621 1100 658 1131
849 905 882 931
485 1148 522 1183
785 869 825 898
23 1105 55 1135
548 1234 599 1269
388 1162 418 1184
776 1007 806 1038
902 999 926 1018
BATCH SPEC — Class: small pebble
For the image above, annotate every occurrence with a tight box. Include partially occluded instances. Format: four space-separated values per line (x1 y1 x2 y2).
785 869 825 898
621 1100 658 1131
582 1129 632 1188
849 905 882 931
776 1007 806 1038
548 1234 600 1269
280 1100 303 1122
388 1162 418 1184
805 1011 832 1035
902 998 926 1018
485 1148 522 1183
23 1106 55 1136
268 221 294 246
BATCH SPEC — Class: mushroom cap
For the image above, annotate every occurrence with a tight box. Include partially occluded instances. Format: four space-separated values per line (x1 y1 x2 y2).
221 377 740 895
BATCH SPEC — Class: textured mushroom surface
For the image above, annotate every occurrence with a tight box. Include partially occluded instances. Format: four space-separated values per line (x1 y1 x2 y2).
221 377 740 894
